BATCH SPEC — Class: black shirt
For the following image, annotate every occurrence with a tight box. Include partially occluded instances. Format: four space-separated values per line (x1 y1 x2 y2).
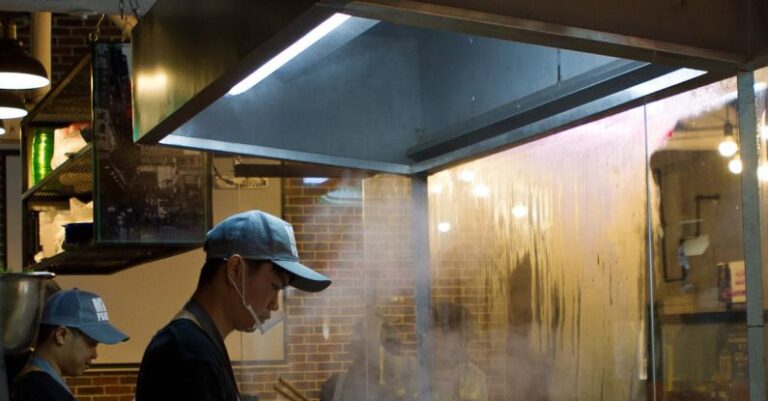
135 301 240 401
10 371 75 401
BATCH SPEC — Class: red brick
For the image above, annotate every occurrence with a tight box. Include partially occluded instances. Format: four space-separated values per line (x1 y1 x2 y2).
76 386 104 395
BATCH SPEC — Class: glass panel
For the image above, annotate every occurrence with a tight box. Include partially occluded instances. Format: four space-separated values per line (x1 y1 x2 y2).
646 77 750 400
222 77 765 401
756 65 768 399
428 106 648 400
92 43 209 244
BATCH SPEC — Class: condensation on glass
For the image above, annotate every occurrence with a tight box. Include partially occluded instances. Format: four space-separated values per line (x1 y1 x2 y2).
429 107 648 400
227 74 763 401
426 75 753 401
647 77 751 401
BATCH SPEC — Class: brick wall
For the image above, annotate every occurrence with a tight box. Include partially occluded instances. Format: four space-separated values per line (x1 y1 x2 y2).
233 176 417 401
17 14 124 87
65 371 137 401
66 175 425 401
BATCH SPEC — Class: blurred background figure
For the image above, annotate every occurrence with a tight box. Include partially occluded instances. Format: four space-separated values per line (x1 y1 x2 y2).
11 288 129 401
431 302 488 401
320 313 416 401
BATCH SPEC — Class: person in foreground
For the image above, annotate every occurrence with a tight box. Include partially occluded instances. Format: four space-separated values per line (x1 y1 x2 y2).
135 209 332 401
11 289 129 401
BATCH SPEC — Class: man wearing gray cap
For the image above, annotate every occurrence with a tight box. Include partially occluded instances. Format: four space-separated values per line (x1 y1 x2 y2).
11 288 129 401
136 210 332 401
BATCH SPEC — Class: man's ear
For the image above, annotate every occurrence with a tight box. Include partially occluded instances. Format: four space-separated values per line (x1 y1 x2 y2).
53 326 68 346
225 254 244 286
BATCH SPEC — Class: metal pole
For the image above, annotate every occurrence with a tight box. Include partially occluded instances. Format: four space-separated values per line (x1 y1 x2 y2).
30 12 51 104
411 174 432 401
736 70 766 401
643 104 658 401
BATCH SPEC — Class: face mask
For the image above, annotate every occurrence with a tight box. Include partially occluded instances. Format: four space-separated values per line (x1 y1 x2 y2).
231 261 285 334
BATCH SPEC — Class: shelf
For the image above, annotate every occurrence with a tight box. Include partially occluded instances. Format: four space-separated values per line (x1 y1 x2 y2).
659 310 749 324
29 243 200 274
22 144 93 203
20 43 211 275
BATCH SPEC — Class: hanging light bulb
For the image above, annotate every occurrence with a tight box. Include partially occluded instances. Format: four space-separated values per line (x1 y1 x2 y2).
728 156 743 174
0 91 27 119
437 222 451 232
758 164 768 181
473 185 490 197
0 22 49 90
718 120 738 157
458 169 475 182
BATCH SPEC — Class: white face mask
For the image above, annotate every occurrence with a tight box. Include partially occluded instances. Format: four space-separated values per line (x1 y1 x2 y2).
231 261 285 334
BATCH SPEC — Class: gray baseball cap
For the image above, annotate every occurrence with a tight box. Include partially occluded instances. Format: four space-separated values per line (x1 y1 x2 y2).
204 210 331 292
41 289 129 344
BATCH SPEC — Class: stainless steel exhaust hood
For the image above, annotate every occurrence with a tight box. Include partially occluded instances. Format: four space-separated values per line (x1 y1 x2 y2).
132 0 764 174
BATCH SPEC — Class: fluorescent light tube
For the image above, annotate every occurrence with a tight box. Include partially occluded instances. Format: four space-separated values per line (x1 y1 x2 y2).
228 13 351 96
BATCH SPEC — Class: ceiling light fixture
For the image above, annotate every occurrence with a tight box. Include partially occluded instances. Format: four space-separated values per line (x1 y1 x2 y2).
728 156 743 175
512 205 528 218
758 164 768 181
473 185 490 197
228 13 351 96
0 91 27 119
458 169 475 182
718 110 738 157
0 22 49 90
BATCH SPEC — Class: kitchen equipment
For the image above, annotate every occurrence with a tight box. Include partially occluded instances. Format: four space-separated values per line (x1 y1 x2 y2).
0 271 55 401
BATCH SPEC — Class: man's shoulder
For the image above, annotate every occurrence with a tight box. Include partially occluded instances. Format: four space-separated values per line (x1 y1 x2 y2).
11 371 75 401
144 318 219 361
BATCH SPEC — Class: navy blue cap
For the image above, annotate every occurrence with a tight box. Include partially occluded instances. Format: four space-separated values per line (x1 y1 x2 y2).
204 210 331 292
41 289 128 344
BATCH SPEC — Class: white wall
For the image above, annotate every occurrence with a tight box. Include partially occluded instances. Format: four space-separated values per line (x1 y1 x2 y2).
54 158 284 366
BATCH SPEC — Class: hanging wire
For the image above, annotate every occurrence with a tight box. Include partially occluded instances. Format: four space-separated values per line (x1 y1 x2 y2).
87 14 105 42
118 0 139 41
129 0 141 19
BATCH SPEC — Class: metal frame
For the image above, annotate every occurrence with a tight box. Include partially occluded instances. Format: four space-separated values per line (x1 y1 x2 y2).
737 71 766 401
411 174 432 401
327 0 748 72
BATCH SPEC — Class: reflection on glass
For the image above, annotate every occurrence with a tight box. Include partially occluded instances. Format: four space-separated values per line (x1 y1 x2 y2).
429 106 648 400
647 76 750 400
224 73 766 401
756 65 768 401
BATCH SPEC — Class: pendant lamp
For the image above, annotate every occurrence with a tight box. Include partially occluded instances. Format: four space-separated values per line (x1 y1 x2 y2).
0 91 27 119
0 22 49 90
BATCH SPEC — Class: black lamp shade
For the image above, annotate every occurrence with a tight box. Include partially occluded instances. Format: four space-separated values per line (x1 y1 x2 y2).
0 90 27 119
0 39 49 90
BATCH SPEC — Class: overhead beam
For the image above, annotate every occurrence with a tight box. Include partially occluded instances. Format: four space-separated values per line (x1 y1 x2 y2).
327 0 764 72
406 60 675 161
